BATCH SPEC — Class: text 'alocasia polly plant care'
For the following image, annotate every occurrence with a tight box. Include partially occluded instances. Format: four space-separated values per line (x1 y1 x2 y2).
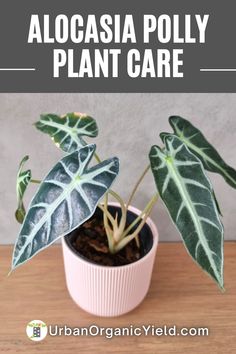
11 113 236 316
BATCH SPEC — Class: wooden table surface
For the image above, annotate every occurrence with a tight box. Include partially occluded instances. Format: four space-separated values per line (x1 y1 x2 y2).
1 242 236 354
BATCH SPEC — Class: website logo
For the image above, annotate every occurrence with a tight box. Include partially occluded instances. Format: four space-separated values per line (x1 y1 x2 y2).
26 320 48 341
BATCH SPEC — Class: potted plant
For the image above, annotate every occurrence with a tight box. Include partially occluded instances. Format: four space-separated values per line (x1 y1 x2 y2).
11 113 236 317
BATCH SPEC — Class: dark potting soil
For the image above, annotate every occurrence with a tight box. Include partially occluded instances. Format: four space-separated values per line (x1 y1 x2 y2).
71 215 141 266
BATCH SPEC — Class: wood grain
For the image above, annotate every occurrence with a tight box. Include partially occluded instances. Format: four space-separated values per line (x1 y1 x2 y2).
0 242 235 354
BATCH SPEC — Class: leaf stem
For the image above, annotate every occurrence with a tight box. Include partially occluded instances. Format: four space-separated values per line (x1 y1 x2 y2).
122 192 158 238
126 164 150 208
97 204 116 228
102 193 115 252
94 152 101 163
103 189 127 244
94 151 127 239
115 193 158 252
30 179 41 184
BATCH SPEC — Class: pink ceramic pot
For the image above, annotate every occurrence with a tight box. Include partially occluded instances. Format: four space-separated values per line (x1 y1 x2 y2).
61 203 158 317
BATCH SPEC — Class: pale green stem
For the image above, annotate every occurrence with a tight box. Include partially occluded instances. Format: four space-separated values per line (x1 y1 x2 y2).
126 165 150 209
122 192 158 238
114 193 158 252
102 195 119 248
94 151 127 240
97 204 116 228
114 213 149 252
108 190 127 238
30 179 41 184
103 193 115 252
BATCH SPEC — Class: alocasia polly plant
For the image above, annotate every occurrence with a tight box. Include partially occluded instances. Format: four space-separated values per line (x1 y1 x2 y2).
12 113 236 290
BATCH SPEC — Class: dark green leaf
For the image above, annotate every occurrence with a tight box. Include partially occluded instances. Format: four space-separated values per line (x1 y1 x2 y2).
149 134 224 289
35 112 98 153
169 116 236 189
12 144 119 270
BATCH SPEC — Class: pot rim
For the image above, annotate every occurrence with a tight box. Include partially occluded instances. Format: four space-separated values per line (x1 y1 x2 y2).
62 202 159 270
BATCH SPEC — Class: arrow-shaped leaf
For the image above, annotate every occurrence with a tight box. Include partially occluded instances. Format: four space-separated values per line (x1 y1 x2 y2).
15 156 32 224
35 112 98 153
12 144 119 270
169 115 236 189
149 135 224 288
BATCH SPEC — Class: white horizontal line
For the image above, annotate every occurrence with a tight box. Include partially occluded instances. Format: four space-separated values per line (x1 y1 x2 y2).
0 68 36 71
200 69 236 72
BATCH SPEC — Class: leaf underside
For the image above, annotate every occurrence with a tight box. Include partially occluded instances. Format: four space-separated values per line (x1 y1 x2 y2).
12 144 119 270
149 134 224 288
35 112 98 153
15 156 32 224
168 115 236 189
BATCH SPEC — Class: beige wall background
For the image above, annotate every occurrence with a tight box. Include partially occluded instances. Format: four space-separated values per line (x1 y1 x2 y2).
0 93 236 244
